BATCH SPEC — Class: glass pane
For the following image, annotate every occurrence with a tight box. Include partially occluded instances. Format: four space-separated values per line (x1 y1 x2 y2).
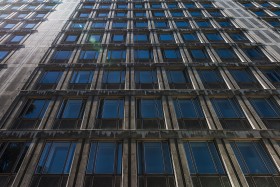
61 100 83 118
102 100 122 118
95 143 116 174
40 71 62 84
140 100 163 118
250 99 280 118
23 100 49 119
212 99 239 118
144 143 164 174
86 143 97 174
168 71 186 83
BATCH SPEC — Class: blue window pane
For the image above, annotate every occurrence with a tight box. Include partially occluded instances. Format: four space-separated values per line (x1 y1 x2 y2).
155 21 169 28
4 24 16 29
71 23 85 29
250 99 280 118
253 10 267 17
209 11 223 17
196 21 212 28
134 34 149 42
107 50 126 60
86 143 97 173
263 69 280 83
22 99 50 119
174 99 204 118
201 3 214 8
80 50 99 60
112 34 125 42
212 99 244 118
135 71 157 83
171 11 184 17
0 51 9 60
231 142 277 174
24 23 35 29
100 99 124 118
243 48 266 60
60 100 83 118
190 11 203 17
36 142 76 174
184 3 196 8
163 49 181 59
151 4 162 9
205 33 223 41
215 49 237 60
199 70 223 83
10 35 24 43
70 71 93 84
218 21 233 27
140 100 163 118
134 12 146 17
40 71 62 84
230 70 256 83
167 71 187 83
95 143 116 174
65 35 78 42
79 13 89 18
92 22 106 28
112 22 127 28
134 50 153 60
190 49 209 60
153 11 165 17
116 12 127 17
159 34 174 41
53 51 72 60
135 21 148 28
182 33 199 42
175 21 190 28
229 33 248 41
88 34 102 43
103 71 125 84
144 143 165 174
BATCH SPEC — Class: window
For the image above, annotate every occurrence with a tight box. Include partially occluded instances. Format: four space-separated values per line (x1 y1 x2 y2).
154 21 169 29
205 33 224 42
189 48 210 62
13 99 50 129
64 35 78 42
217 20 234 28
196 21 212 28
175 21 191 28
266 19 280 27
250 98 280 129
135 70 158 89
69 71 93 89
3 23 16 29
17 13 28 18
198 69 227 89
174 98 207 129
99 4 110 9
215 48 239 62
200 3 214 8
117 4 127 9
71 22 85 29
55 99 85 129
182 33 200 42
88 34 102 43
52 50 72 61
162 49 182 61
134 3 143 8
0 51 9 61
134 21 148 28
32 142 76 187
137 99 164 129
111 34 125 43
23 23 36 29
134 34 149 43
97 12 109 18
150 3 162 9
241 2 254 7
137 142 174 187
78 13 90 18
35 13 46 18
0 142 30 186
230 69 261 89
184 3 196 8
242 48 268 61
115 11 127 17
184 142 230 187
166 70 192 89
158 34 174 42
231 141 279 186
102 70 125 89
112 22 127 29
92 22 106 29
212 98 250 129
37 71 63 89
0 14 9 19
228 32 249 42
134 49 153 62
171 11 184 17
107 49 126 62
189 11 204 17
82 5 94 9
262 69 280 88
79 50 99 62
153 11 165 17
167 3 178 8
253 10 268 17
96 99 124 129
134 11 146 17
208 10 224 17
85 142 122 187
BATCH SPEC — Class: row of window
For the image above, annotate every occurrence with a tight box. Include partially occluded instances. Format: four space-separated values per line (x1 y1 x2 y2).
0 11 50 20
68 18 237 30
10 96 280 130
1 0 58 3
240 1 280 8
0 3 56 11
60 30 251 44
0 33 29 44
0 140 278 187
43 46 269 64
35 67 280 90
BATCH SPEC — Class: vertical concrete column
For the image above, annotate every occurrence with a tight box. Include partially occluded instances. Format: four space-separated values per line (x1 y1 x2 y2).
90 67 100 90
219 67 235 89
157 67 164 90
199 96 217 130
130 96 136 129
75 140 91 187
223 139 249 187
80 96 93 129
13 139 45 187
122 139 129 187
61 69 73 90
222 67 240 89
11 138 39 187
169 139 185 187
87 96 99 129
38 96 57 130
130 139 137 187
251 67 274 89
124 96 130 129
56 68 68 90
191 67 204 89
67 139 83 187
204 96 223 129
176 139 193 187
216 139 241 187
168 96 179 129
162 96 173 129
44 96 63 129
161 68 170 89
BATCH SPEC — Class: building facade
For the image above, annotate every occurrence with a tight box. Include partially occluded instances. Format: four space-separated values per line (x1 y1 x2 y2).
1 0 280 187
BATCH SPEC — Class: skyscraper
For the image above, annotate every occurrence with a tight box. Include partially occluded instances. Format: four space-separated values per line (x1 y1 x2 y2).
1 0 280 186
